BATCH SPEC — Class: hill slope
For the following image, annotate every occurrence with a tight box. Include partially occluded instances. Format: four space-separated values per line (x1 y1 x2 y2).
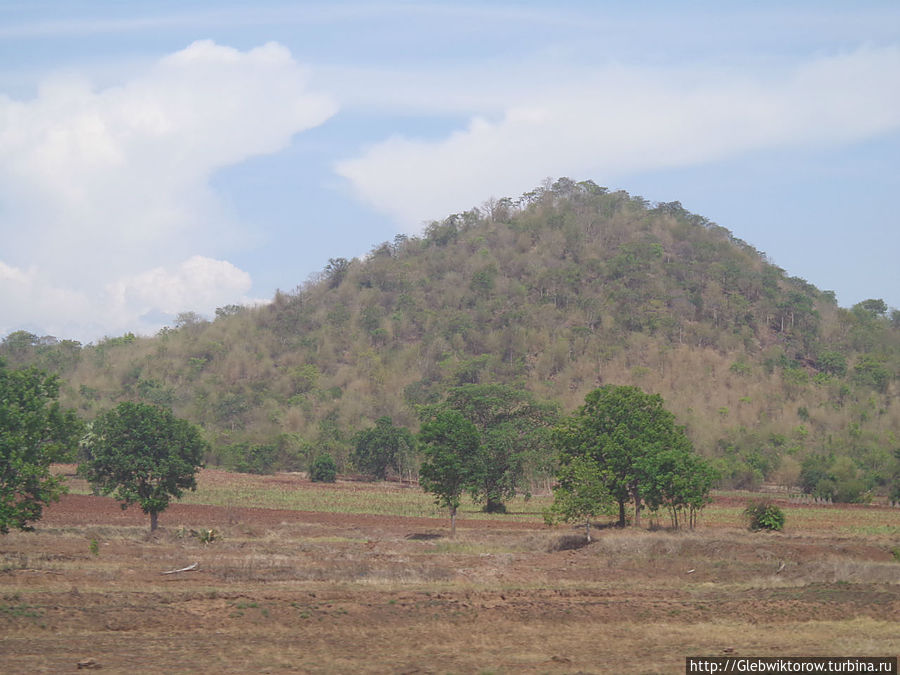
5 179 899 497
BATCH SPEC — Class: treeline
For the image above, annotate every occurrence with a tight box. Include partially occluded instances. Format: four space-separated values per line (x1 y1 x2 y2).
3 179 899 502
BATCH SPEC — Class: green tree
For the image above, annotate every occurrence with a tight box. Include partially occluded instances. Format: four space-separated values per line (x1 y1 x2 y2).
1 360 81 533
543 455 612 541
425 384 558 513
418 410 480 537
79 402 206 532
643 448 717 529
852 355 891 392
854 298 888 318
817 350 847 377
553 385 702 528
352 417 417 481
309 453 337 482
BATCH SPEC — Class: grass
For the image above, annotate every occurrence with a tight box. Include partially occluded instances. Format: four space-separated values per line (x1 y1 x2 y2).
178 477 556 522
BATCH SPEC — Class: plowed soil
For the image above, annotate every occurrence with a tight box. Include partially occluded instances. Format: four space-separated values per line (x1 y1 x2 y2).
2 479 898 674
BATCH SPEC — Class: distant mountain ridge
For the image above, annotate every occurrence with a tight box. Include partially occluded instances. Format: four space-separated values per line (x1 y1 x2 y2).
4 179 899 500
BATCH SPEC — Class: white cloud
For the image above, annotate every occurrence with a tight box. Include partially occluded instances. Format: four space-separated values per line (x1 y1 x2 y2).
0 256 258 341
0 262 95 339
0 40 336 340
336 45 900 228
107 256 254 319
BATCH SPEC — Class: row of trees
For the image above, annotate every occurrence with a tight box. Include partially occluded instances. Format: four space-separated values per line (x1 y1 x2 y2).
414 383 715 537
3 356 711 538
1 358 205 534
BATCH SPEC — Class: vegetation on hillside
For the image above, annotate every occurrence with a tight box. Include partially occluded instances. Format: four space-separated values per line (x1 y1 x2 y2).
3 179 899 501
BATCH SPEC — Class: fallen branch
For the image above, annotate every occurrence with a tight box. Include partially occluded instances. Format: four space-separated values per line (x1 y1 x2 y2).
161 562 199 575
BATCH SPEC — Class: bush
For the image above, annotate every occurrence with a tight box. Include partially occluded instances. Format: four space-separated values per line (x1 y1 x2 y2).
309 454 337 483
743 500 785 532
225 442 279 475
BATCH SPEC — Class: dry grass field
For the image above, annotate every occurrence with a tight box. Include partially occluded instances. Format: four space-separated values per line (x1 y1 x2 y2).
1 469 898 674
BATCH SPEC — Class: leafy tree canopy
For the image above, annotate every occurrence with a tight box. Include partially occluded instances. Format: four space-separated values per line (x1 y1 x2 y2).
309 453 338 482
79 401 206 531
421 384 558 512
351 417 416 480
543 455 612 541
418 409 481 536
553 385 712 528
0 359 81 533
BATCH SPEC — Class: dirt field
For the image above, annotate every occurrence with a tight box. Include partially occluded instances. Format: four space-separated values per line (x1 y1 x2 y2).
2 474 898 674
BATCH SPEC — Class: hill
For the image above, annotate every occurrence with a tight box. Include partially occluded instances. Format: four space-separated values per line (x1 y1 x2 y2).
4 179 899 499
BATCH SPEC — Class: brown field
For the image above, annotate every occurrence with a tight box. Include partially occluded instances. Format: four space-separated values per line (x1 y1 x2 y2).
1 470 899 674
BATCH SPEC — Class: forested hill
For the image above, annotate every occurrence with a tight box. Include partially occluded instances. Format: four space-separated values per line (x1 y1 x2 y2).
4 178 900 498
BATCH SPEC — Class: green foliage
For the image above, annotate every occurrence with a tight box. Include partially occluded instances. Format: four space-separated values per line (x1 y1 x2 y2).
543 456 612 540
852 355 891 392
552 385 712 528
225 443 280 475
351 417 416 480
420 384 558 512
800 454 870 503
79 401 206 531
854 298 888 318
309 454 337 483
743 500 785 531
0 360 81 533
643 447 718 529
817 350 847 377
418 409 481 535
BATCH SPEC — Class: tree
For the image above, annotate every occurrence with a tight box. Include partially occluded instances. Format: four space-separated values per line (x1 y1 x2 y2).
79 402 206 532
854 298 888 318
543 456 612 541
324 257 351 288
1 360 81 533
309 453 337 483
424 384 558 513
418 410 480 537
352 417 417 481
553 385 706 528
643 448 717 529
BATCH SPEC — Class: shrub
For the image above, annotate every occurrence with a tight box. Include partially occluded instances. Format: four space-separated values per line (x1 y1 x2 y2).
225 442 279 475
743 500 785 532
309 454 337 483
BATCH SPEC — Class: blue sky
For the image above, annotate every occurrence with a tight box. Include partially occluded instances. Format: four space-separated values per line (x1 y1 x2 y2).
1 1 898 342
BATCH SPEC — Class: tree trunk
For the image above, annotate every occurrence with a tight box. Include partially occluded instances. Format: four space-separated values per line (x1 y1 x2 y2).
584 519 591 543
632 487 641 529
617 499 626 528
150 510 159 532
449 506 457 538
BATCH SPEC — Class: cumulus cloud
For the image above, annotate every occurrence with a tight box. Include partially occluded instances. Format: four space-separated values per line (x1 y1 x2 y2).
0 40 336 341
107 256 254 319
336 45 900 228
0 256 257 340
